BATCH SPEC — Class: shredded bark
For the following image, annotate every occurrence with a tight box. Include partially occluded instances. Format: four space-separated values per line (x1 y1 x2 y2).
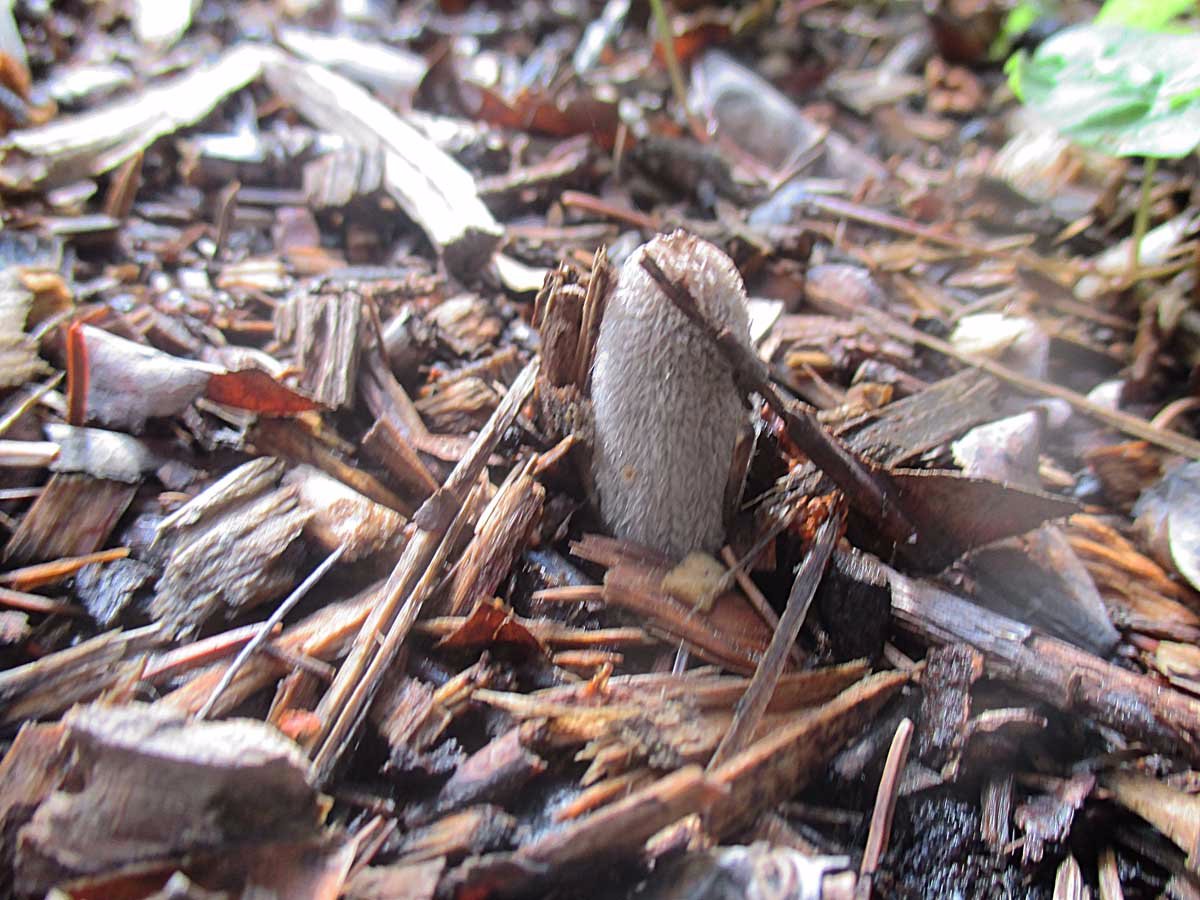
0 3 1198 898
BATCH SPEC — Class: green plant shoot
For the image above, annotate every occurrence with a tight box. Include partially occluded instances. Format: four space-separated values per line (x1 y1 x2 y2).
1007 21 1200 268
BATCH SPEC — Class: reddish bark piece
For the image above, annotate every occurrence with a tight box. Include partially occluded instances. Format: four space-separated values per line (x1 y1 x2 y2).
64 320 88 426
437 598 545 654
205 368 320 415
345 858 444 900
4 474 136 565
0 722 70 896
460 83 621 151
1013 773 1095 864
433 724 547 816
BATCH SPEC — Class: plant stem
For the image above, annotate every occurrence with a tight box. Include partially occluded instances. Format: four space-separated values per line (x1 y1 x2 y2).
1130 155 1158 274
648 0 696 137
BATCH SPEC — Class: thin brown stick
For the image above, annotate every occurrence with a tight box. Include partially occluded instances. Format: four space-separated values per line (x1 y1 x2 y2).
707 506 841 772
707 500 801 614
0 440 59 468
0 586 84 617
346 814 397 881
819 296 1200 461
197 543 346 720
1151 396 1200 431
531 585 605 604
560 191 660 231
639 251 918 545
857 717 914 899
309 359 539 784
0 373 63 438
142 622 277 681
0 547 129 591
807 193 1072 282
719 545 797 665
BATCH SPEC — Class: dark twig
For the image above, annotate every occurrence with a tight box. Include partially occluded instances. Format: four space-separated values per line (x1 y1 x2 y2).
707 502 843 771
639 252 918 547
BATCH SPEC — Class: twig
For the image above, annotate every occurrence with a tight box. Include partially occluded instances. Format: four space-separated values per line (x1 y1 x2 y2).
262 643 336 681
805 193 994 256
0 547 129 590
889 568 1200 764
706 501 801 613
719 544 801 667
531 584 606 604
857 717 914 900
1130 156 1158 274
196 543 347 720
639 251 918 546
0 440 59 468
346 814 397 881
0 586 84 617
309 359 539 784
0 373 63 437
1150 395 1200 431
804 193 1089 283
648 0 704 142
560 190 660 231
143 622 277 681
707 505 842 771
817 296 1200 460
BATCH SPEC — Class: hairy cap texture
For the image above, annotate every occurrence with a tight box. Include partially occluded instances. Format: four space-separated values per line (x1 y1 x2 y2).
591 231 751 558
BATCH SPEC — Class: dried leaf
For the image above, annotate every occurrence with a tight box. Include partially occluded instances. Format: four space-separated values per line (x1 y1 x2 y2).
205 368 320 415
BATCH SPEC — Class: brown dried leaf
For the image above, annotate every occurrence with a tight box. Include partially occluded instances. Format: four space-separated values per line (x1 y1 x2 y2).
860 469 1079 573
436 598 545 654
205 368 320 415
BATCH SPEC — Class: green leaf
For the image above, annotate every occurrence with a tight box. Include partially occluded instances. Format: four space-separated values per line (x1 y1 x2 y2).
991 0 1059 59
1096 0 1195 30
1004 50 1029 100
1003 2 1042 40
1007 23 1200 158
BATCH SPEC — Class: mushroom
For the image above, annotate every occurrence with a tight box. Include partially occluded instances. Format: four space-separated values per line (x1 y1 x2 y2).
589 231 753 558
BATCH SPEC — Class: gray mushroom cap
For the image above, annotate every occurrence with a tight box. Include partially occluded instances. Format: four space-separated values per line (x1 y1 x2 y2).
590 231 752 558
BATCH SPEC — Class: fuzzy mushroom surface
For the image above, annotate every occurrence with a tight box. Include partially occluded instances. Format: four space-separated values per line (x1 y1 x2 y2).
590 231 752 558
